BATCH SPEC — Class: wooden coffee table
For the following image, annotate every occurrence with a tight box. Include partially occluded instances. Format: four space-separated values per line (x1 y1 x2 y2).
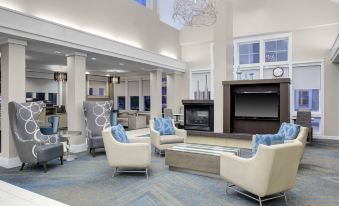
165 144 240 175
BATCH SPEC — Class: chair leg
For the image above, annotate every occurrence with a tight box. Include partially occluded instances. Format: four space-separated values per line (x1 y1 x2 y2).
60 156 63 165
91 148 96 157
112 168 117 177
145 168 149 180
259 196 262 206
284 192 288 204
42 162 48 173
20 163 25 171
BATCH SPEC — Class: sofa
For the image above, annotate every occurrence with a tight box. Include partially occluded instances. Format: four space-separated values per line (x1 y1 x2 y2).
150 119 186 155
102 127 151 178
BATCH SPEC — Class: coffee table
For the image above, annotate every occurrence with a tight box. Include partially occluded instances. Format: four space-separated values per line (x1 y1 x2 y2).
165 144 240 175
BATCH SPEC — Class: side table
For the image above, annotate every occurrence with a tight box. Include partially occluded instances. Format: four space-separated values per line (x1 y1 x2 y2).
59 130 82 161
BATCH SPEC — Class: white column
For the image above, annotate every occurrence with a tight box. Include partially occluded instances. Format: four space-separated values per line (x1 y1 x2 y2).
57 80 63 106
166 73 175 111
213 0 233 132
66 52 87 146
150 70 162 119
0 38 26 166
125 81 129 111
139 79 144 111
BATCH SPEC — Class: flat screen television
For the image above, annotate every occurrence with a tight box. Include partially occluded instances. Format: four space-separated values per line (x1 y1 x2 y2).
234 92 279 119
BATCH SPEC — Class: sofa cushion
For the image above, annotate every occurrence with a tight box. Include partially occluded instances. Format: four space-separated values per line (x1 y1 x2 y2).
278 122 300 140
252 134 284 155
154 117 175 135
111 124 129 143
159 135 184 145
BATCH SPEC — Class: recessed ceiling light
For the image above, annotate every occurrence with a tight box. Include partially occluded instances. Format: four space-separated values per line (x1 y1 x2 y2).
119 62 125 66
54 51 62 54
91 57 97 60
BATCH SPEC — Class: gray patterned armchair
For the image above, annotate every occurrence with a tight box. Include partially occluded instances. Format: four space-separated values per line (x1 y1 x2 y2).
8 101 64 172
83 101 113 157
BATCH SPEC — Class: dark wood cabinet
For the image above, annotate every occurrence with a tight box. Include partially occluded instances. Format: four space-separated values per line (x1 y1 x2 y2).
223 79 290 134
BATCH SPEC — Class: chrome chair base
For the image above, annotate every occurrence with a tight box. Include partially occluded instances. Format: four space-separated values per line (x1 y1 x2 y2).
112 168 149 179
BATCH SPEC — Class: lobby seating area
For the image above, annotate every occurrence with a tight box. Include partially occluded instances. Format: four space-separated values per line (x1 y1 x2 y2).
0 0 338 206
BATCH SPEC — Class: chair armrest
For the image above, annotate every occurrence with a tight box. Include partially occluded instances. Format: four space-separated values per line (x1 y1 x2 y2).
174 127 187 141
150 127 161 146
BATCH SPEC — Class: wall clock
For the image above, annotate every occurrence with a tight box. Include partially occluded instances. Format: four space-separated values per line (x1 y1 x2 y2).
273 67 284 78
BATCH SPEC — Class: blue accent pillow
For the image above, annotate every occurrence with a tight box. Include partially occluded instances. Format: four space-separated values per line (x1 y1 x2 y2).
111 124 129 143
252 134 284 155
154 117 175 135
278 122 300 140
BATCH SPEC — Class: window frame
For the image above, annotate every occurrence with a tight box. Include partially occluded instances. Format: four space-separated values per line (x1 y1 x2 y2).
234 33 292 79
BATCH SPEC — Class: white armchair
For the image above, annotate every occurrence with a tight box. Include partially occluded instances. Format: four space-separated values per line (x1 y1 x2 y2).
150 119 186 155
220 140 303 206
102 127 151 178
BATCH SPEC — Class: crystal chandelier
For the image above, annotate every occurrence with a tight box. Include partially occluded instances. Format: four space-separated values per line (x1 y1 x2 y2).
173 0 217 27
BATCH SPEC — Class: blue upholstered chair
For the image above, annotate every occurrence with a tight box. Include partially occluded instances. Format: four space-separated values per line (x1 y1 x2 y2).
40 116 60 135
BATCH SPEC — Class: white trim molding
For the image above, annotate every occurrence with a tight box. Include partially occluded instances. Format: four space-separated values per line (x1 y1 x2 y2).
0 156 21 169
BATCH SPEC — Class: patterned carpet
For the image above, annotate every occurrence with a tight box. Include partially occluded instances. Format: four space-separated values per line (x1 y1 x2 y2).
0 140 339 206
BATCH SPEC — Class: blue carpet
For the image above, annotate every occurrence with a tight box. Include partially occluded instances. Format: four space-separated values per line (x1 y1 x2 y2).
0 140 339 206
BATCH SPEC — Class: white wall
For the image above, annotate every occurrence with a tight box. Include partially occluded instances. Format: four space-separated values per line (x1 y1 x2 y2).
26 77 58 99
179 0 339 136
0 0 181 59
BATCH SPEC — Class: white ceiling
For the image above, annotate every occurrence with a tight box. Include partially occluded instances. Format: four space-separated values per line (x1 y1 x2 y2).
0 33 169 77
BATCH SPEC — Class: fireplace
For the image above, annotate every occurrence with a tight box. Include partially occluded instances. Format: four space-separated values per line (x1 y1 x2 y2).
182 100 214 131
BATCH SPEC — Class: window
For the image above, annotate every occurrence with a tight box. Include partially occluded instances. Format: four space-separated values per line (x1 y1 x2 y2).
48 93 57 105
89 88 94 96
239 42 260 64
265 39 288 62
162 77 167 112
99 88 105 96
36 93 45 101
134 0 146 6
130 96 139 111
144 96 150 111
118 96 126 110
294 89 319 112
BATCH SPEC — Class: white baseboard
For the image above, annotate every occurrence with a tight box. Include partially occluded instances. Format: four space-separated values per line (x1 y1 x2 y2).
70 143 87 153
0 156 21 169
314 135 339 140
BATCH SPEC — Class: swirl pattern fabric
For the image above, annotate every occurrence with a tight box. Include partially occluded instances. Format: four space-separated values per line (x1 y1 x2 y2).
83 101 113 137
154 117 175 136
278 122 300 140
10 101 59 163
111 124 129 143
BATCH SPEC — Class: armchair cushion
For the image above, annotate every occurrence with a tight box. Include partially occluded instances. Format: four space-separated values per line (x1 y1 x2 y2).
252 134 284 155
278 122 300 140
111 124 129 143
159 135 185 145
154 117 175 135
36 143 63 162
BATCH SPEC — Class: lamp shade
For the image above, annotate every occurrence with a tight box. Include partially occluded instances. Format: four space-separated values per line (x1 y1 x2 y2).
110 76 120 84
54 72 67 82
